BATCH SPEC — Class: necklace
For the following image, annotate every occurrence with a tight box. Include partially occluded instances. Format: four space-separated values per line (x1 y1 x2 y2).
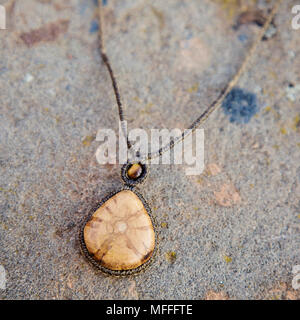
79 0 282 276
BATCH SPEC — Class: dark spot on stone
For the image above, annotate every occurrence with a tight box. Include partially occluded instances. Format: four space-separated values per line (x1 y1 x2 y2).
238 34 248 43
94 0 108 6
66 222 76 231
234 10 266 30
89 20 99 33
55 229 63 238
20 20 69 47
222 88 258 124
55 222 76 238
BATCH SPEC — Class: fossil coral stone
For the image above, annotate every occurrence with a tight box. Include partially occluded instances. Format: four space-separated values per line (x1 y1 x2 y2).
83 190 155 271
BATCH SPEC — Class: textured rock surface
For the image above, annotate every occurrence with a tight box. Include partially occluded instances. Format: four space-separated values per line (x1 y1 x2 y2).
83 190 155 271
0 0 299 299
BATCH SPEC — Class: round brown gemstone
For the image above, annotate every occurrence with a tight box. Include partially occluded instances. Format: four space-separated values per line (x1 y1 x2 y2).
83 190 155 271
127 163 143 180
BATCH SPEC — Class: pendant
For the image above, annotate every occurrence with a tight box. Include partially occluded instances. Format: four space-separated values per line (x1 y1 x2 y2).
79 162 157 276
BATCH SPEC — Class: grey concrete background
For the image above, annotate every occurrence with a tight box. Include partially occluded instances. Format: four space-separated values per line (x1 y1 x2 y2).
0 0 299 299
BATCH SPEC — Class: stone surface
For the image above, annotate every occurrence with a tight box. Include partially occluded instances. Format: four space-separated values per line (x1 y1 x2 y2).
0 0 299 300
84 190 155 271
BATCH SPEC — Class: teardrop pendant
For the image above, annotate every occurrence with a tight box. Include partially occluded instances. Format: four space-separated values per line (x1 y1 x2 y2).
80 163 156 276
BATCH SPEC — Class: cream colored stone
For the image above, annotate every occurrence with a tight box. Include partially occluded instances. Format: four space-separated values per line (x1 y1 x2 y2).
83 190 155 271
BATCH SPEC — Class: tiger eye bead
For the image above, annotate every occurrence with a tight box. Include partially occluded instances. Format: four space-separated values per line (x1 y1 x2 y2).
127 163 143 180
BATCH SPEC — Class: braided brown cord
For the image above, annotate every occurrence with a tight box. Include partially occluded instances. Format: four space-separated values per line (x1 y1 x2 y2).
98 0 283 162
98 3 132 151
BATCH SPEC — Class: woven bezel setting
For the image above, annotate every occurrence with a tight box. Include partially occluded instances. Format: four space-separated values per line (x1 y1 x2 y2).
79 186 157 276
121 162 148 187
